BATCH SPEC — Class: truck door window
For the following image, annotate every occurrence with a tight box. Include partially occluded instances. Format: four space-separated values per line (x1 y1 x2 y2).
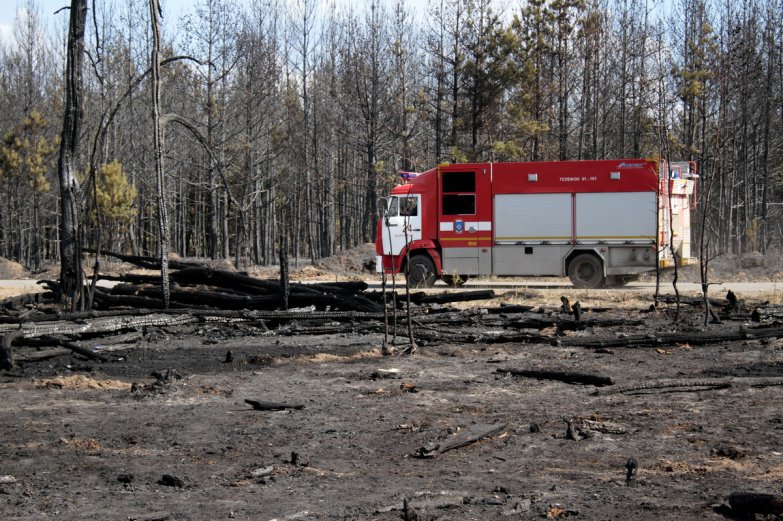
386 197 399 216
442 171 476 215
400 197 418 217
442 171 475 192
442 194 475 215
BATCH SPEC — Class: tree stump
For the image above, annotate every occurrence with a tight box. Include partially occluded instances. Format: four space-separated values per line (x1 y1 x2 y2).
0 332 20 370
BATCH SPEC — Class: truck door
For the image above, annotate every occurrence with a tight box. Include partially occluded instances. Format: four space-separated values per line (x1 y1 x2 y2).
438 166 492 275
380 194 422 256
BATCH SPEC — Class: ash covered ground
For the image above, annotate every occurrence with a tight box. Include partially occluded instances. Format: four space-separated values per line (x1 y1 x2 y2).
0 247 782 520
1 290 782 521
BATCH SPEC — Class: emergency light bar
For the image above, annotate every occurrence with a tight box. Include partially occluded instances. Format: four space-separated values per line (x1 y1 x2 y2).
399 171 419 180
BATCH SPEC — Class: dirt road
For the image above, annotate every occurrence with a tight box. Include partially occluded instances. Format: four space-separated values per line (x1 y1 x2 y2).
3 278 781 298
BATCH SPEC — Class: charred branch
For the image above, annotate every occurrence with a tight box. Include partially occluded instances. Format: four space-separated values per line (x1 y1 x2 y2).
244 399 304 411
415 423 507 458
33 335 108 362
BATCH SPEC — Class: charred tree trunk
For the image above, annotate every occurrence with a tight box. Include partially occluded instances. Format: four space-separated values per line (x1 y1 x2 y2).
57 0 88 310
149 0 170 309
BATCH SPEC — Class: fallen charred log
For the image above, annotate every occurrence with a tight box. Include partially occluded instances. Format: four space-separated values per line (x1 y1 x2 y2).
559 325 783 349
92 287 177 310
2 307 387 326
488 304 538 314
751 305 783 322
0 307 396 358
414 290 496 304
0 290 55 313
496 367 614 386
0 312 199 340
169 267 367 296
502 314 640 331
103 283 381 312
728 492 783 516
409 328 552 346
365 289 498 307
411 310 639 331
592 376 783 395
657 294 729 308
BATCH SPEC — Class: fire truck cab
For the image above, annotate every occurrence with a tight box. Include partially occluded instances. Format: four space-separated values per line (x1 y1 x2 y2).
375 159 696 288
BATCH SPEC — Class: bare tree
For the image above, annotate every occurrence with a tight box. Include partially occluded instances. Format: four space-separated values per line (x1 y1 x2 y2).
184 0 240 260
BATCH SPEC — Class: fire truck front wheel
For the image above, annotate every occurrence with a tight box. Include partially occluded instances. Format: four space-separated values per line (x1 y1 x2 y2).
568 254 605 289
407 255 437 288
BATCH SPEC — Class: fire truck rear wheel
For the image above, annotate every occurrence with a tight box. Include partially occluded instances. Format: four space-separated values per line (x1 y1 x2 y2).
568 254 605 289
407 255 437 288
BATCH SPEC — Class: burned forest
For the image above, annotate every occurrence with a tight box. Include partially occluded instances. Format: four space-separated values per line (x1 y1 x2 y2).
1 0 783 519
0 0 782 271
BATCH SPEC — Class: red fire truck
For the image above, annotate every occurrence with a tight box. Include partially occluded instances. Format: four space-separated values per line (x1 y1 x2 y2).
375 159 696 288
